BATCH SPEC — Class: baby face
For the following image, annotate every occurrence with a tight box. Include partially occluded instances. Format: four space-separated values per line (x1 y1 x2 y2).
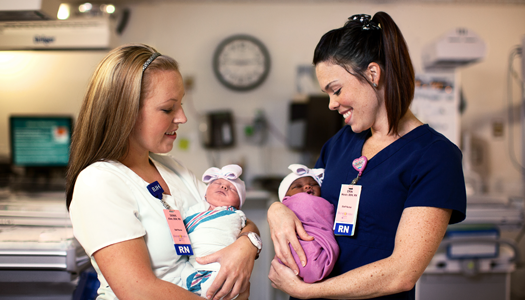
285 176 321 197
205 178 240 209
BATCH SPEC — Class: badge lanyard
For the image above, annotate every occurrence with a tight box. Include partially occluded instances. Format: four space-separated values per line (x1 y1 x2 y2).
333 156 367 237
147 181 193 255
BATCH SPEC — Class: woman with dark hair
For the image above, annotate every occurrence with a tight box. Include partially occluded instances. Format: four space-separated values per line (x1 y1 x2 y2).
67 44 259 300
268 12 466 300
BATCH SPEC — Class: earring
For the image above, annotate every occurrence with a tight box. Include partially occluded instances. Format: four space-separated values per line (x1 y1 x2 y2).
372 83 378 88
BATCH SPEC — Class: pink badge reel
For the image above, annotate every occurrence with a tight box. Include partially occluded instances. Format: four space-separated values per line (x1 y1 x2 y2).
352 156 368 176
350 156 368 185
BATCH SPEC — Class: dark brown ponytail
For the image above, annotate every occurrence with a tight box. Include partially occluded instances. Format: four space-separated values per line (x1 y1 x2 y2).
313 11 415 135
372 12 415 135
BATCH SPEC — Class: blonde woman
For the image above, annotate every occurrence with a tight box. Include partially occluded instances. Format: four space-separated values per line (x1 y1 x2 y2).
67 44 259 300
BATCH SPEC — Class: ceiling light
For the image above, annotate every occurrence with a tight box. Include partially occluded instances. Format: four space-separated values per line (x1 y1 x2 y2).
57 3 70 20
105 4 115 14
78 3 93 13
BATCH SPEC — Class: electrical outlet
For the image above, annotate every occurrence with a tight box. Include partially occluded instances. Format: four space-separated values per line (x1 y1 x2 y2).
184 76 194 91
492 119 504 138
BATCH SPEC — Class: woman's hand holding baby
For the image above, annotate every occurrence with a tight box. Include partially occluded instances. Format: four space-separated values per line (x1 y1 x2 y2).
196 225 258 300
267 201 314 275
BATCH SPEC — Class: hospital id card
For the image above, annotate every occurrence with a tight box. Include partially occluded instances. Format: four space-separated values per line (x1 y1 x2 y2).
163 209 193 255
333 184 361 236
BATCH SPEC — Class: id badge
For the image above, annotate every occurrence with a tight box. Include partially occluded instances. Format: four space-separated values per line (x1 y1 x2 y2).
163 209 193 255
333 184 362 236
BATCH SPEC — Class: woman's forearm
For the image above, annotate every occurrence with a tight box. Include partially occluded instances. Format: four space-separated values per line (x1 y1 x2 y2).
300 256 416 299
93 238 202 300
240 218 260 235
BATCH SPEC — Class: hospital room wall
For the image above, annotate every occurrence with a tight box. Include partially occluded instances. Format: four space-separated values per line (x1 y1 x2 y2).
1 2 525 196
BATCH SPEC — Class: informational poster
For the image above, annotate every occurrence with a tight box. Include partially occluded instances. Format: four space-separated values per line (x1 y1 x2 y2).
411 71 460 146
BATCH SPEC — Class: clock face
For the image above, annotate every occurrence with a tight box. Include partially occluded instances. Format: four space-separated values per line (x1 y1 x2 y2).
213 35 270 91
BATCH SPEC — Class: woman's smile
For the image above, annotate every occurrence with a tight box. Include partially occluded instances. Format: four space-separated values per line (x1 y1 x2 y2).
342 109 353 124
165 129 177 139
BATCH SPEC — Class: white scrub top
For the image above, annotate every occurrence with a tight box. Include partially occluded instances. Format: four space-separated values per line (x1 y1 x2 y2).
69 153 206 300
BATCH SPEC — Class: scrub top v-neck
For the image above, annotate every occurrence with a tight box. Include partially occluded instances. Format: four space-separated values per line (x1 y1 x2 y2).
313 124 466 300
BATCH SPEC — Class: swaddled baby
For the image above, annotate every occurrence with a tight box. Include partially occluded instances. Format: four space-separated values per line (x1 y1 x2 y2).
277 164 340 283
181 164 247 297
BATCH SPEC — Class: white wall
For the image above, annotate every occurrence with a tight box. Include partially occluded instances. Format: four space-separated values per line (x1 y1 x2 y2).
1 2 525 192
0 51 107 155
118 2 525 195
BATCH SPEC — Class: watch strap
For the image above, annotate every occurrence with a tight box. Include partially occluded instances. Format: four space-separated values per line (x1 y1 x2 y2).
238 231 261 259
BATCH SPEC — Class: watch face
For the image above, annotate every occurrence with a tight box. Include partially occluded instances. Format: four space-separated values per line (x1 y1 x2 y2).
248 232 262 251
213 34 271 91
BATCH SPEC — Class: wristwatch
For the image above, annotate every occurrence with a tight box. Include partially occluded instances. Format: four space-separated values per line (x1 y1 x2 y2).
239 231 262 259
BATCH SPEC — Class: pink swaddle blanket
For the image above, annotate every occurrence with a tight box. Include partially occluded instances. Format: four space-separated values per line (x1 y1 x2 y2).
281 193 339 283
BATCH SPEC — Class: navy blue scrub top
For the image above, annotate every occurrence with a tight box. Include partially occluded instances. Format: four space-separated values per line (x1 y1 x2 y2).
292 124 466 300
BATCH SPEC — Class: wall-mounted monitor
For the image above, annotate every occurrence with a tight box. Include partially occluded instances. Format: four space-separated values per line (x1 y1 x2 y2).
9 115 73 168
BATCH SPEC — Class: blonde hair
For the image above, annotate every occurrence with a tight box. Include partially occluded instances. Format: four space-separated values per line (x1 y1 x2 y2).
66 43 180 209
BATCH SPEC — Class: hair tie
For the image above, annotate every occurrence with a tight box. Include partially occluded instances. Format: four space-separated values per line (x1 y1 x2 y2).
348 14 381 31
143 52 161 71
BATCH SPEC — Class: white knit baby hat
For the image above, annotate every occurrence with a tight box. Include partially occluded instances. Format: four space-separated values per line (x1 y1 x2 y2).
278 164 324 201
202 164 246 207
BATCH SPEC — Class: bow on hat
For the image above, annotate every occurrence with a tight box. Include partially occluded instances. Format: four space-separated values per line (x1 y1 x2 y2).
288 164 324 184
202 164 246 208
202 164 242 184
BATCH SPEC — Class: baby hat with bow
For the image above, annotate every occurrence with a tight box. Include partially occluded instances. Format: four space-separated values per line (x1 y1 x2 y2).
278 164 325 202
202 164 246 207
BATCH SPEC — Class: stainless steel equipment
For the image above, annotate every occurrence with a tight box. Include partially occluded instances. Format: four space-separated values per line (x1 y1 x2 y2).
0 194 90 299
416 194 524 300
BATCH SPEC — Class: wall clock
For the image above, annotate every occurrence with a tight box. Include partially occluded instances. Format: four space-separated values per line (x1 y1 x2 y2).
213 34 271 91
